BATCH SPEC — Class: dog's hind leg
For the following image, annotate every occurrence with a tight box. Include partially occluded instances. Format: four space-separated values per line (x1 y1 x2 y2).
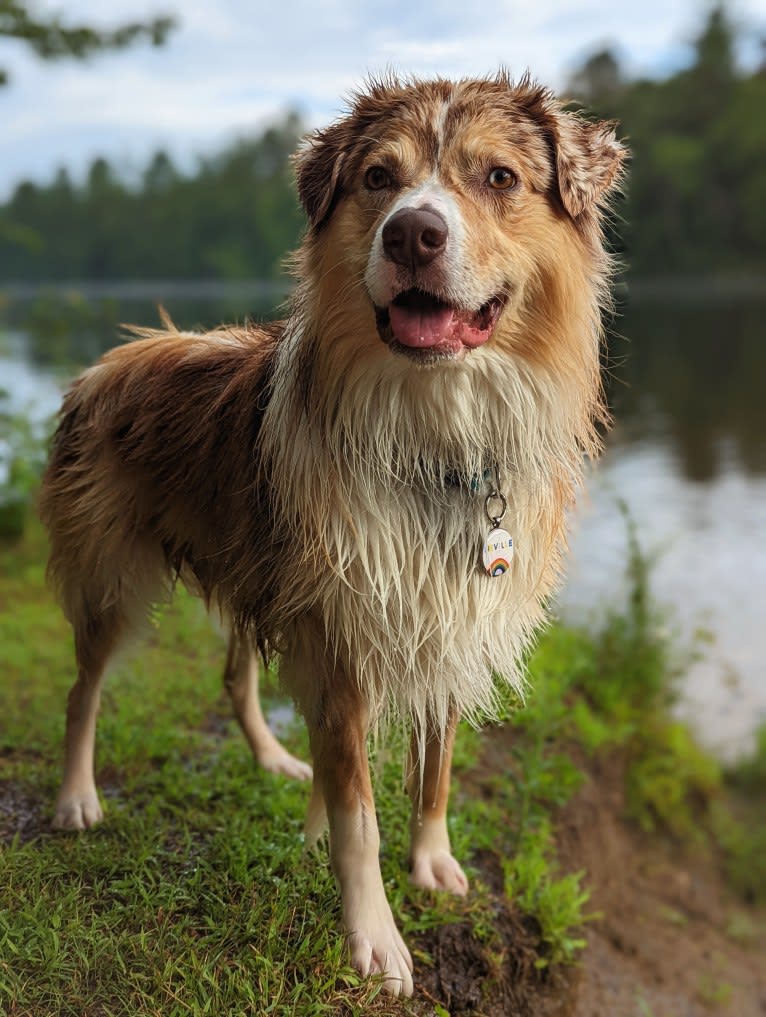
52 604 126 830
407 708 468 896
223 634 312 780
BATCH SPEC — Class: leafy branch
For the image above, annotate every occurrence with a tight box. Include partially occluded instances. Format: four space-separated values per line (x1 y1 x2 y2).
0 0 176 86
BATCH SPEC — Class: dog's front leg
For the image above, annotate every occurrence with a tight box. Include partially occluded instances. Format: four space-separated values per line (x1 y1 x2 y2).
408 709 469 895
307 682 414 997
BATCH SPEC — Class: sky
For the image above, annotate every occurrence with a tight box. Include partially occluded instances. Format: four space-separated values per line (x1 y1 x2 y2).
1 0 765 198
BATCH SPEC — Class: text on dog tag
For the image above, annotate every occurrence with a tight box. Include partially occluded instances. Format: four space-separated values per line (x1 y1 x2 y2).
482 527 513 577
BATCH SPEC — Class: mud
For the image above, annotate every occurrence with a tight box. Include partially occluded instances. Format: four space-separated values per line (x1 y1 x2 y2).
0 778 49 844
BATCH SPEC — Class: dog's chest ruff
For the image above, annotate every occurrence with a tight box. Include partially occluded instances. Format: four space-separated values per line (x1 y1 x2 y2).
276 441 548 730
263 325 585 731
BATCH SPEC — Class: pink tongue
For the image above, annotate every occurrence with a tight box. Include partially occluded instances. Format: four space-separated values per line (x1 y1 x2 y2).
388 303 457 348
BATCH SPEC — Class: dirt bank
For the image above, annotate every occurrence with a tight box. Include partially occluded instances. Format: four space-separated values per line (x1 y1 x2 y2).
417 728 766 1017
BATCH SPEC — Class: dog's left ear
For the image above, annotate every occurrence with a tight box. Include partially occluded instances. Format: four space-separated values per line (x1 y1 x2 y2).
293 122 348 231
549 113 626 218
515 80 626 218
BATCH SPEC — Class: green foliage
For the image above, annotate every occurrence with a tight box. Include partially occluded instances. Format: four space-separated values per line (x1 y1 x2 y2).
582 500 674 715
712 725 766 906
536 502 722 839
568 4 766 275
525 503 765 907
711 798 766 907
0 387 50 540
697 959 734 1008
592 506 722 837
726 722 766 795
625 721 720 837
0 1 176 88
503 820 591 968
12 292 122 367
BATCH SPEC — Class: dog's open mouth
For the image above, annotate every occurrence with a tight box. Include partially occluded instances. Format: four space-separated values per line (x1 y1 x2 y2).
375 289 505 359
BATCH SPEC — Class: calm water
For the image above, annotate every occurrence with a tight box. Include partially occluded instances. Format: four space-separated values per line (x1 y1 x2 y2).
563 299 766 759
2 291 764 759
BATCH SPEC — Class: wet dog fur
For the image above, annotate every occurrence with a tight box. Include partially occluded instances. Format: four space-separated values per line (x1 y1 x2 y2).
39 73 625 996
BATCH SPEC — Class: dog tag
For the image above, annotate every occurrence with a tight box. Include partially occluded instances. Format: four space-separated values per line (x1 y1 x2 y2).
482 527 513 577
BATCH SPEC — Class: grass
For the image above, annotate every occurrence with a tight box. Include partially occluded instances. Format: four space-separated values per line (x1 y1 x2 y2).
0 520 588 1016
1 510 763 1015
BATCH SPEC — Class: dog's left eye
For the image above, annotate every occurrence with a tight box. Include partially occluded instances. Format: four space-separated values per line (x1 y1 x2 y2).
364 166 392 190
487 167 518 191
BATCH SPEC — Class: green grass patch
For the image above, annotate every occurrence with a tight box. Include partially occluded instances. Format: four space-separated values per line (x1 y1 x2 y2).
0 519 591 1015
1 506 761 1014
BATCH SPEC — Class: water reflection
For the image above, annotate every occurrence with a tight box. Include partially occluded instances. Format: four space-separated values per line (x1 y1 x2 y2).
560 444 766 760
0 288 285 371
610 299 766 480
571 294 766 757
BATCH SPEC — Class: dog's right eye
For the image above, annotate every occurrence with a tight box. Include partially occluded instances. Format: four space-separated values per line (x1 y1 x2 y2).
364 166 392 190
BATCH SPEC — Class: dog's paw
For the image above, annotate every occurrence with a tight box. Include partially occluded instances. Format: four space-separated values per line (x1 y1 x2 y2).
343 878 414 997
410 847 469 896
258 747 313 781
52 791 103 831
347 917 414 997
409 816 469 895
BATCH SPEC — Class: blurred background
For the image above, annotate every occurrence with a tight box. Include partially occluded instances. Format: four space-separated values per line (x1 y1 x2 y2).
1 1 764 759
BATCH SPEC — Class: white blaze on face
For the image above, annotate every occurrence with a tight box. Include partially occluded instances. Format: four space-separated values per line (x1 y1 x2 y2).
364 175 490 313
362 174 463 305
360 96 519 356
433 98 450 157
364 168 502 315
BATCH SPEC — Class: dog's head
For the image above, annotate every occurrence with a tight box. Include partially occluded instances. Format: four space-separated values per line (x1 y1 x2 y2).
294 73 625 368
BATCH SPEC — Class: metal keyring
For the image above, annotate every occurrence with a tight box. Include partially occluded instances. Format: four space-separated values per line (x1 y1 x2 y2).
484 490 507 527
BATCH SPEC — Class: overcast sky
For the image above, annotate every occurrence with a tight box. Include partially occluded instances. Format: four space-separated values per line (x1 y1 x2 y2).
1 0 765 198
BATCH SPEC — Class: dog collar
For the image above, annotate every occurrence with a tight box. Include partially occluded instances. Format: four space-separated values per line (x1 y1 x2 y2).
440 464 514 577
443 466 493 491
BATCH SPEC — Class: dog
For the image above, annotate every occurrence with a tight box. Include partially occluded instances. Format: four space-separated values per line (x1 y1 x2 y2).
39 73 625 997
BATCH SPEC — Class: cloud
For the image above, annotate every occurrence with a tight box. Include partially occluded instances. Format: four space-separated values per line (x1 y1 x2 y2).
1 0 765 198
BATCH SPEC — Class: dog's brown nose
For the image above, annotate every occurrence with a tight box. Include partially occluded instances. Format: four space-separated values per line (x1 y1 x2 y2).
382 206 448 269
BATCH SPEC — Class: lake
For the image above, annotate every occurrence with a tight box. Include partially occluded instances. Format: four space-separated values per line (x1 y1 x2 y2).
1 287 764 759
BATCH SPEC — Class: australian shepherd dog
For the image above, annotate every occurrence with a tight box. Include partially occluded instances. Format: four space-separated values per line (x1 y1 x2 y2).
39 73 625 996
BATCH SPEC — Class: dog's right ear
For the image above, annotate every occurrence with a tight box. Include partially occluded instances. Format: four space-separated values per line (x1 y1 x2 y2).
293 122 349 231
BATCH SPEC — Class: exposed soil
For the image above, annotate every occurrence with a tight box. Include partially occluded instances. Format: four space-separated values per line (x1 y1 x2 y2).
0 774 50 844
416 727 766 1017
555 748 766 1017
416 889 577 1017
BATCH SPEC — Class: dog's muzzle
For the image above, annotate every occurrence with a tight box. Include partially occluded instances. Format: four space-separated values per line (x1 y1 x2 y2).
372 203 506 361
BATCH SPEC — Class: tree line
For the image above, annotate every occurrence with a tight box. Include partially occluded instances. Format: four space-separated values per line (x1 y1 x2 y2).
0 6 764 282
570 6 766 276
0 114 306 281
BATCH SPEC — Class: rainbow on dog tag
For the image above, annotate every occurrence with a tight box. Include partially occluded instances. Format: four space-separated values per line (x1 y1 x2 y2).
482 527 514 577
